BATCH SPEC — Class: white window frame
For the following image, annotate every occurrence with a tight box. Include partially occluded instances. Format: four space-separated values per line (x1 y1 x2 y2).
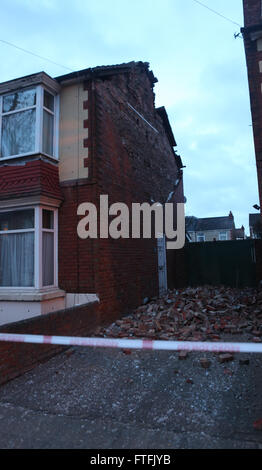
0 86 59 161
197 233 205 242
219 231 228 241
0 205 58 290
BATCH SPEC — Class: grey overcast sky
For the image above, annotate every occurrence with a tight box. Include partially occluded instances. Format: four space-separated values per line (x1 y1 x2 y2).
0 0 258 233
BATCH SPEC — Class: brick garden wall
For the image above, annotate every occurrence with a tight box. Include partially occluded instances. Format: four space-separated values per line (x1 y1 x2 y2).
0 301 100 386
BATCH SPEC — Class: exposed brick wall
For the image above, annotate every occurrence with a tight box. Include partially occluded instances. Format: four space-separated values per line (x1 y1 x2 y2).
92 67 183 320
58 65 184 322
243 0 262 27
242 1 262 208
0 301 100 386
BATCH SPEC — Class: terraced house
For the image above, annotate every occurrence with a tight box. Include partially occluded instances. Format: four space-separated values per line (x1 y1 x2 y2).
0 61 184 326
186 212 241 242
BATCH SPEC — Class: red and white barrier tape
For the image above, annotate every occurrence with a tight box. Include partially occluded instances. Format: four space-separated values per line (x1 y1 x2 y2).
0 333 262 353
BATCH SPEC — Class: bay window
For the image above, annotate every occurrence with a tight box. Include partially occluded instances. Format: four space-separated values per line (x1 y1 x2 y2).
0 86 58 160
0 207 57 289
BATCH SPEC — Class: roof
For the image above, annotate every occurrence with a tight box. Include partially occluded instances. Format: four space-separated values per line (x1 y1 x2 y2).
0 71 60 95
55 61 158 88
185 216 199 232
249 213 261 227
186 215 235 232
0 62 158 93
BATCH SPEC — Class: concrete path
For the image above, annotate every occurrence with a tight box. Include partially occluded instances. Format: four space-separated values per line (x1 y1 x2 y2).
0 342 261 449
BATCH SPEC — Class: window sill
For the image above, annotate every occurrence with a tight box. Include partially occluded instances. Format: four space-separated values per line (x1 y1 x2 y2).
0 288 65 302
0 152 59 164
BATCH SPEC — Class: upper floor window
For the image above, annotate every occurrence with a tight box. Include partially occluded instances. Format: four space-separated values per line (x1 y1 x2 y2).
0 86 58 160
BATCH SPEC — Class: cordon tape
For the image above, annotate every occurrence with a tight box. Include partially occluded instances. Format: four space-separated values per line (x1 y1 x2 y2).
0 333 262 353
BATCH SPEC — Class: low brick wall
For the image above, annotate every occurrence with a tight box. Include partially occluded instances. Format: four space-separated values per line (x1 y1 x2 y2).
0 301 100 386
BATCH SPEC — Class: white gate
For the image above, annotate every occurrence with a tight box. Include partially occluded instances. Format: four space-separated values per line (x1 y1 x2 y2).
157 236 167 296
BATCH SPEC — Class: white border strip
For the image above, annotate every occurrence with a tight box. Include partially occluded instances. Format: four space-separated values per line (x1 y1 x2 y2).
0 333 262 353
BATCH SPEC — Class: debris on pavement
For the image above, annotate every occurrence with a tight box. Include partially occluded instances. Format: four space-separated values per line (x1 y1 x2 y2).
218 354 234 364
186 378 194 384
179 351 188 360
96 286 262 345
200 358 211 369
94 286 262 372
122 349 132 355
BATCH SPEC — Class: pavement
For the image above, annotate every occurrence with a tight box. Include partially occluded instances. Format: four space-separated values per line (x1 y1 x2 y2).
0 335 262 449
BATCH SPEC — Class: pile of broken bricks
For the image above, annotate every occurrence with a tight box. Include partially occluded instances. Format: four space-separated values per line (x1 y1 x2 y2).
96 286 262 368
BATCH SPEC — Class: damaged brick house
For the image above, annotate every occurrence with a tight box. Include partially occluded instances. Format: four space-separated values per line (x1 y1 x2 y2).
0 61 184 326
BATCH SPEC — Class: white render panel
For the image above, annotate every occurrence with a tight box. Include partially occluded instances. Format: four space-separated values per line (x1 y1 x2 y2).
59 83 89 182
0 296 65 326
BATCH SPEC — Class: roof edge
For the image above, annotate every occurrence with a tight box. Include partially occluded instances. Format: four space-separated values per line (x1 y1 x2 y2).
55 61 158 87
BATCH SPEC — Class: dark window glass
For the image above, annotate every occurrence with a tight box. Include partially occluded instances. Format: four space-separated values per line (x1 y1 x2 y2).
44 90 54 112
0 209 34 231
43 110 54 156
42 210 54 229
42 232 54 286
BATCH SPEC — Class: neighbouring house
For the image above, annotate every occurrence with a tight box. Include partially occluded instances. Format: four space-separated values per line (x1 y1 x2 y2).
0 61 184 326
235 226 246 240
185 212 240 242
249 213 262 238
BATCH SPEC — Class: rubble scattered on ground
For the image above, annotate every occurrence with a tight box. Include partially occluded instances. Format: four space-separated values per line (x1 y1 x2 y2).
179 351 188 360
96 286 262 344
218 354 234 364
200 358 211 369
